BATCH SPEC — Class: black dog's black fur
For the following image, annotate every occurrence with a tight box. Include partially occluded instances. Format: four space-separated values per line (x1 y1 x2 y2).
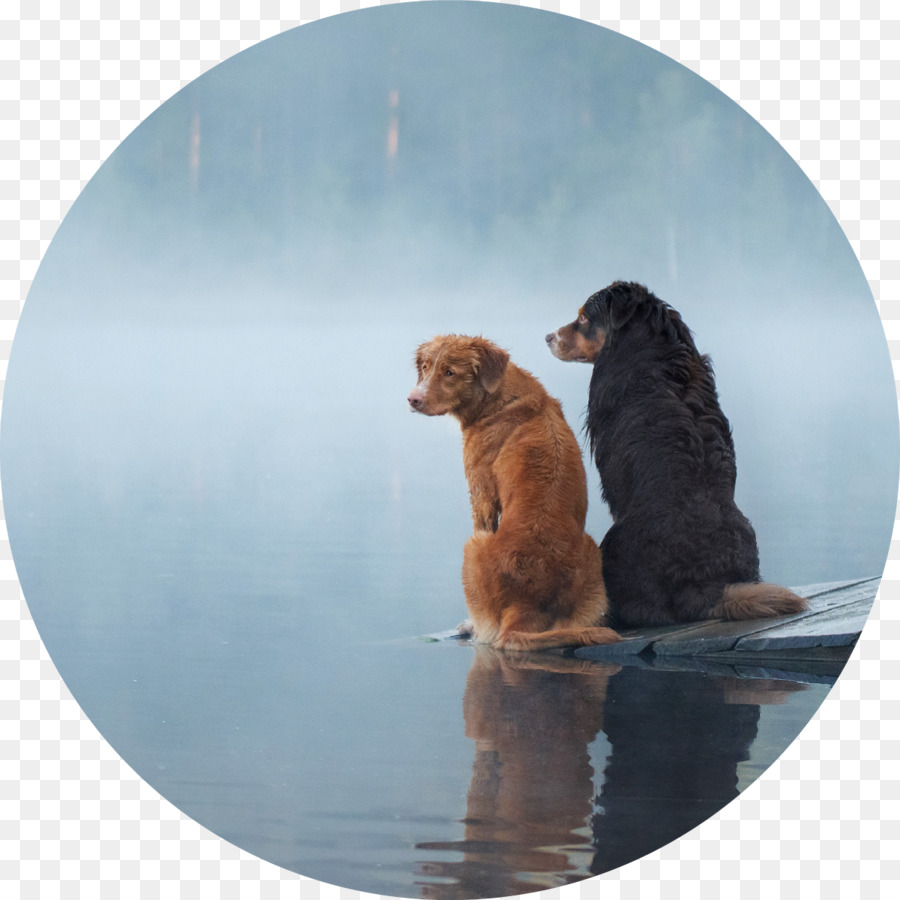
579 281 805 627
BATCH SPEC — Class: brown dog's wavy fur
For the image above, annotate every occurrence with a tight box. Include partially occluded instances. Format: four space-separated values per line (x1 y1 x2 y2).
408 334 619 651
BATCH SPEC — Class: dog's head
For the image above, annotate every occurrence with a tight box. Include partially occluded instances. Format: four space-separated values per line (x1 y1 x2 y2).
546 281 656 363
408 335 510 419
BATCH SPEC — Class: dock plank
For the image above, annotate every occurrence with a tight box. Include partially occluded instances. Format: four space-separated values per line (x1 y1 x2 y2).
736 597 874 651
574 577 879 668
793 576 879 599
647 577 877 655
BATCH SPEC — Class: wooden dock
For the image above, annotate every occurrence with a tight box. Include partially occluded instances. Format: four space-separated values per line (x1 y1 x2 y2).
572 576 879 682
428 577 880 683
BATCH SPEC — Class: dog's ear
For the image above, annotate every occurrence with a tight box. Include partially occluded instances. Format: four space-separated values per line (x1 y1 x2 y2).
606 282 640 332
475 340 509 393
414 341 431 373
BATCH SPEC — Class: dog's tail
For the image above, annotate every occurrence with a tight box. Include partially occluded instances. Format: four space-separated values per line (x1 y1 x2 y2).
711 582 807 621
494 625 620 652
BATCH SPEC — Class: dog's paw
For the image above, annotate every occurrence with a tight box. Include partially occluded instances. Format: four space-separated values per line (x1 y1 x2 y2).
456 619 475 638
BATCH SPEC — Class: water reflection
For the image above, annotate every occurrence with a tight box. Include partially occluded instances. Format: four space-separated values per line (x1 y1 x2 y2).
417 648 809 897
591 666 806 876
417 648 619 897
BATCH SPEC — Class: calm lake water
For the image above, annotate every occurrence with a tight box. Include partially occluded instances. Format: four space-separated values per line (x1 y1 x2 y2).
1 312 891 896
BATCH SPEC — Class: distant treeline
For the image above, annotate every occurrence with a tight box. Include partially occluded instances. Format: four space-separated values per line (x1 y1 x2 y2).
77 5 845 290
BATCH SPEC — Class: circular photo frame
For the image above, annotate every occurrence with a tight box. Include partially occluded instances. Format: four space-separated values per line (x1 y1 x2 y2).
4 4 896 897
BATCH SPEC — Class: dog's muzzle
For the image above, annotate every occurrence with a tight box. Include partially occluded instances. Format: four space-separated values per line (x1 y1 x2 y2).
545 331 561 358
408 389 425 412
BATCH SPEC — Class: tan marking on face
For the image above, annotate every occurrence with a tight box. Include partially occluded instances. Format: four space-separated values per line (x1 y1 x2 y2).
546 308 606 363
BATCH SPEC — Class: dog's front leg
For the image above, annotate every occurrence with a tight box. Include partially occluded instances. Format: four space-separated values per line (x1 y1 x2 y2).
469 485 500 532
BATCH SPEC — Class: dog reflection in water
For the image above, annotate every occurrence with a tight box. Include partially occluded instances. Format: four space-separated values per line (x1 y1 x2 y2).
416 646 620 898
414 647 809 896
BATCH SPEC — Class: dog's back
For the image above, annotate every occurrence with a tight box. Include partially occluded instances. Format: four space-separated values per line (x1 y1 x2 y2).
588 296 736 520
464 361 588 543
461 359 616 649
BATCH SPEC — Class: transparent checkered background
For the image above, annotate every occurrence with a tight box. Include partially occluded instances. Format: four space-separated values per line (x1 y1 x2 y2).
1 1 897 897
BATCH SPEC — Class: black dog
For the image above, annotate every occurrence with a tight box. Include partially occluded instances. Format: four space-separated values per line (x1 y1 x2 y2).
547 281 806 627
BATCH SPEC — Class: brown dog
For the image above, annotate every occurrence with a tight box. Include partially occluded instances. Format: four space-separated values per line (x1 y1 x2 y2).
408 334 619 651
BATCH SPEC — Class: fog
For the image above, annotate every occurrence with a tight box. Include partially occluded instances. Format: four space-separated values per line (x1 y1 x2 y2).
8 3 896 593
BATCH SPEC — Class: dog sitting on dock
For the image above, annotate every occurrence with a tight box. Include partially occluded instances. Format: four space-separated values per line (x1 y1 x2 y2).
546 281 806 628
408 334 619 651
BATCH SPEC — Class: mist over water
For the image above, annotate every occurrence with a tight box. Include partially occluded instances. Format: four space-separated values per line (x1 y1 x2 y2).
2 4 896 895
7 284 895 601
